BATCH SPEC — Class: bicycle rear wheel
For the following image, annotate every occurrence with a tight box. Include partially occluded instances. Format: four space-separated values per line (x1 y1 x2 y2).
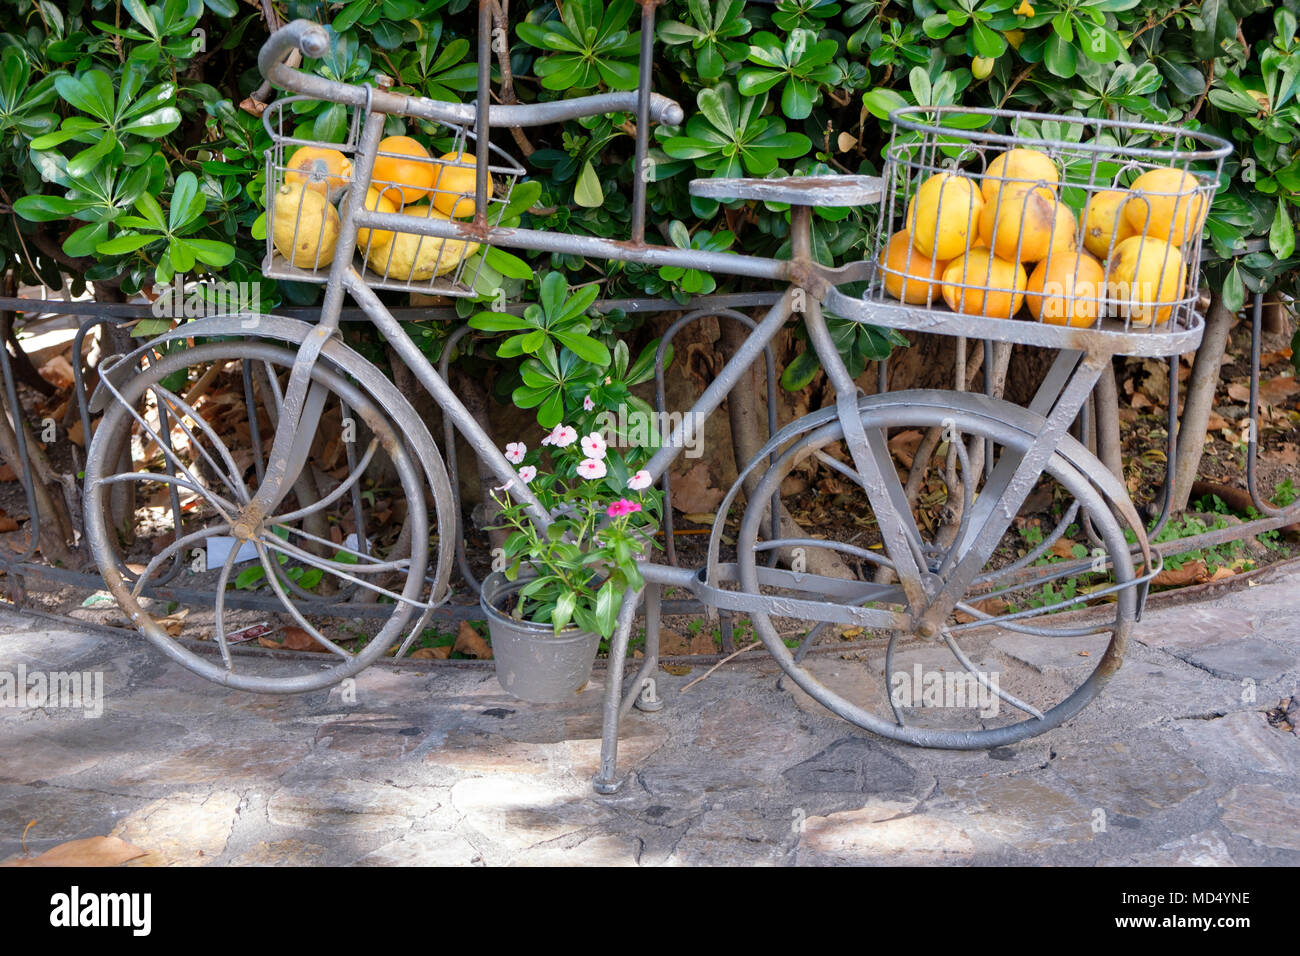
84 340 437 692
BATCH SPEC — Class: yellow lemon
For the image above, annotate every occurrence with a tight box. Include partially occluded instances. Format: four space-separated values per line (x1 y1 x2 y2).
272 183 340 269
367 204 481 281
981 148 1058 205
1106 236 1186 326
906 172 985 261
1124 168 1206 247
356 186 401 257
1082 189 1138 259
978 186 1077 263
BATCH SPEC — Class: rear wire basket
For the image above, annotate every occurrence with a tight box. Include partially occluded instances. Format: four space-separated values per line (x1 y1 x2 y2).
866 106 1232 335
262 95 525 297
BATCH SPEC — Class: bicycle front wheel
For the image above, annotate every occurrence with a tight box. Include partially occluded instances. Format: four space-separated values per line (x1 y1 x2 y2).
735 389 1139 748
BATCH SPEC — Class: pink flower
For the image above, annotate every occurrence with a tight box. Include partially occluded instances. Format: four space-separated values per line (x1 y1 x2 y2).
583 395 595 411
576 458 607 480
606 498 642 518
541 424 578 448
518 465 537 484
504 442 526 464
627 469 652 491
580 432 607 460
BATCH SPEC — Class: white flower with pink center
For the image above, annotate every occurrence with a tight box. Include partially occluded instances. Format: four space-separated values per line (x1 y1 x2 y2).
583 394 595 411
542 424 578 448
580 432 607 460
504 442 526 464
518 465 537 484
627 469 653 491
576 458 607 480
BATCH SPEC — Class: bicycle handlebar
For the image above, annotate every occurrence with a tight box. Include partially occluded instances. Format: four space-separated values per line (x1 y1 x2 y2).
259 20 685 128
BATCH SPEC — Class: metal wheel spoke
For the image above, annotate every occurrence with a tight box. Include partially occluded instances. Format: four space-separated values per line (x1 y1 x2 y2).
150 383 252 505
884 631 905 726
263 522 410 572
131 524 228 599
97 470 238 520
271 438 378 524
251 540 354 659
213 544 242 672
257 534 428 608
941 629 1044 720
975 500 1082 586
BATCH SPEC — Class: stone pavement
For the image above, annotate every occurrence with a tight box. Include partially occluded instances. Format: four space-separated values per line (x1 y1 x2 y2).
0 562 1297 866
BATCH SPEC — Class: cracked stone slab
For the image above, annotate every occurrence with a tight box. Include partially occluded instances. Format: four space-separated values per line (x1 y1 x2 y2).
692 695 818 770
990 633 1113 677
935 774 1093 852
1049 738 1210 818
267 779 443 833
354 830 483 866
798 809 974 865
1134 607 1257 651
0 715 188 785
111 736 310 788
111 790 241 866
227 838 331 866
315 716 436 759
1098 830 1238 867
0 628 105 669
1093 659 1240 721
450 777 614 858
1217 784 1300 852
510 833 642 866
1178 710 1300 775
782 737 925 812
0 784 143 849
1166 639 1298 682
667 808 796 866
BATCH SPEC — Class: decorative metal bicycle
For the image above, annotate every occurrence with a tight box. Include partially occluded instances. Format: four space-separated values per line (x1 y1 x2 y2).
82 7 1230 793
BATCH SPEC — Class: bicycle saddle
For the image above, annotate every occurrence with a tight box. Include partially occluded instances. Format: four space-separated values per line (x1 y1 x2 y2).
689 175 883 206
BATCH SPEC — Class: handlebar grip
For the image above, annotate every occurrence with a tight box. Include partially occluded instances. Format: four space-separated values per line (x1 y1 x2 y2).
258 20 331 90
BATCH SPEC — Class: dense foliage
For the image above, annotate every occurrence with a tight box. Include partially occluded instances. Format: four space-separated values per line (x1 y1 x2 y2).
1 0 1297 414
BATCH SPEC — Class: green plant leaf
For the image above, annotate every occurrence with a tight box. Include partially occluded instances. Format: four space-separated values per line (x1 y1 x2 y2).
574 158 604 207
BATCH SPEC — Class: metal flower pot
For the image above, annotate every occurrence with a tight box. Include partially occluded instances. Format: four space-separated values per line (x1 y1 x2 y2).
480 570 602 703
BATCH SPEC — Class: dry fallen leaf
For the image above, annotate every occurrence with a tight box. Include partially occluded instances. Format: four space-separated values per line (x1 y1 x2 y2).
1258 375 1300 407
411 645 451 659
1049 538 1079 559
671 461 724 515
1226 382 1251 403
280 626 326 652
887 429 923 468
453 621 492 659
1 835 147 868
1151 560 1207 588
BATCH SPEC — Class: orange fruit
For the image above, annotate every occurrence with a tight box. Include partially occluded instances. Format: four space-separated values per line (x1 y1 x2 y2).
373 136 435 204
879 230 949 305
906 173 985 261
978 187 1077 263
1124 168 1206 248
941 250 1027 319
432 151 492 218
981 148 1058 205
1025 250 1105 326
284 146 352 198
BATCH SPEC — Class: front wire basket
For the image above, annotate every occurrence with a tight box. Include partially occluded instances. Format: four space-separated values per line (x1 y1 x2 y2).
865 106 1232 338
262 95 526 297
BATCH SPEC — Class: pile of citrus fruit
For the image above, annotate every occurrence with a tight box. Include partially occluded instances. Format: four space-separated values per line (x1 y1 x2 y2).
878 147 1206 327
270 135 488 282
